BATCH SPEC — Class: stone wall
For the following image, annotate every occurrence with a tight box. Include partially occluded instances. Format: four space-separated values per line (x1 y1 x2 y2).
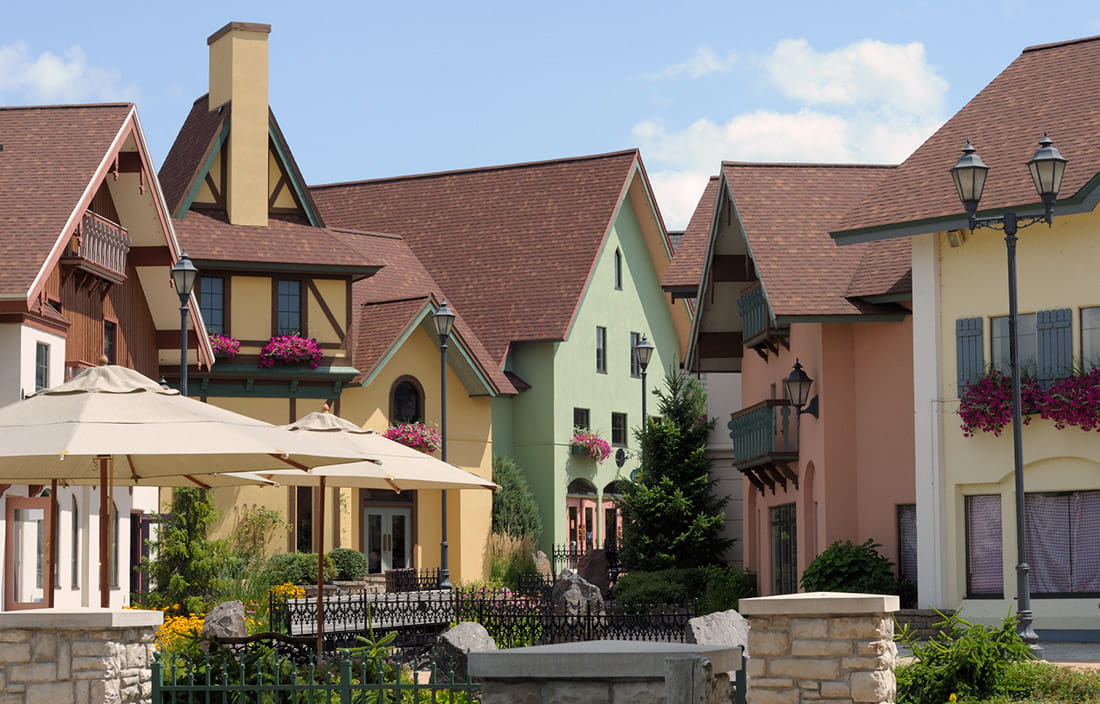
0 609 162 704
739 592 899 704
470 640 742 704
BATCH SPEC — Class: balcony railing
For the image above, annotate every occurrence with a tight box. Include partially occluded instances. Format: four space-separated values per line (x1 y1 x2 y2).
728 399 798 470
62 211 130 283
737 281 787 350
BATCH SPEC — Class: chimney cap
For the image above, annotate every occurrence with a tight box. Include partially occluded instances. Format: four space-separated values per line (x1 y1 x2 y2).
208 22 271 46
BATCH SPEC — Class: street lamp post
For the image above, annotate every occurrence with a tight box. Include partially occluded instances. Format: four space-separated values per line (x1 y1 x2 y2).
169 253 198 397
432 300 457 589
634 335 655 424
949 135 1068 657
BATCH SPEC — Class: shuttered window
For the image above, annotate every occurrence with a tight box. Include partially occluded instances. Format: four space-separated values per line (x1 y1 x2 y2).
956 317 984 392
991 313 1037 375
1083 308 1100 367
1036 309 1073 388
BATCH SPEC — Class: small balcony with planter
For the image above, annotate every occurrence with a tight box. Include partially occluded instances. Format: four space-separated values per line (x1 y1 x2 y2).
737 281 788 359
727 399 799 495
60 210 131 286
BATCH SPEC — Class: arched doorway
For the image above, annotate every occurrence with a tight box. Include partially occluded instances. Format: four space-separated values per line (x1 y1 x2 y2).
565 478 597 563
602 480 629 551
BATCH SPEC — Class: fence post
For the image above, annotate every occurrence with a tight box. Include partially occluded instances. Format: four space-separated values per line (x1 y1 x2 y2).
151 657 162 704
339 658 353 704
735 654 747 704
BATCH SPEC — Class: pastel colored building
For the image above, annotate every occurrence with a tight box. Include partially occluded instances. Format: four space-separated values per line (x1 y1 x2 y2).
831 35 1100 635
0 103 209 609
313 152 694 555
157 23 509 583
682 162 915 595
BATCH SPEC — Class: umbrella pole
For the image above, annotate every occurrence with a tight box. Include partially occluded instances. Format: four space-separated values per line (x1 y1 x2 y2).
47 479 57 608
99 456 110 608
315 476 326 656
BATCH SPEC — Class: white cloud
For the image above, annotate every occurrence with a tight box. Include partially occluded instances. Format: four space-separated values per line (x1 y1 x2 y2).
0 42 137 104
641 46 737 80
636 39 950 229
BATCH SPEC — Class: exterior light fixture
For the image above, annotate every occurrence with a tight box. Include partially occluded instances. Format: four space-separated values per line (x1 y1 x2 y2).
431 300 456 589
948 135 1069 658
783 359 818 418
169 252 198 397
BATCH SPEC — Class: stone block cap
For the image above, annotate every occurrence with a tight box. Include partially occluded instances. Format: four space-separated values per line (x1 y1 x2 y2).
738 592 900 616
0 608 165 629
469 640 741 679
208 22 272 44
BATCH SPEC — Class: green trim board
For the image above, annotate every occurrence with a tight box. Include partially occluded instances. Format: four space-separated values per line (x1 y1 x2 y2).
200 363 361 380
776 313 909 324
190 259 379 278
177 120 230 218
268 123 322 227
857 293 912 305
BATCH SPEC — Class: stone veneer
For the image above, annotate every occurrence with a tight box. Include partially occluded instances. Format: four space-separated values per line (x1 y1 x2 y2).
739 592 899 704
469 640 742 704
0 608 162 704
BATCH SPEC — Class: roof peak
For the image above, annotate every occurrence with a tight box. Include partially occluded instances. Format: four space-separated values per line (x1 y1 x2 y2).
313 148 639 190
1023 34 1100 53
722 161 896 169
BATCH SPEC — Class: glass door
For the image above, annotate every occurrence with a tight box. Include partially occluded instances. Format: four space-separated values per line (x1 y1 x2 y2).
362 507 412 574
5 496 53 610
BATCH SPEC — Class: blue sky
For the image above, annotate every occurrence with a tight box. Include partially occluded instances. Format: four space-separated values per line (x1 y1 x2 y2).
3 1 1099 228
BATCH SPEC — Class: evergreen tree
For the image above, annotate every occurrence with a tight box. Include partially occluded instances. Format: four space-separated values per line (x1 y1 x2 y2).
491 455 543 541
140 488 228 614
618 371 731 570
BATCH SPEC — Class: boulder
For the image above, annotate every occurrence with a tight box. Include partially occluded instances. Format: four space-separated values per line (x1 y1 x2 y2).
202 600 248 647
533 550 553 580
684 608 750 679
433 622 497 681
551 571 604 617
576 549 610 596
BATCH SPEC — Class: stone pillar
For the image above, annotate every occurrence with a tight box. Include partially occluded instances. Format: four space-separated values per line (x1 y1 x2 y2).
739 592 899 704
0 608 163 704
470 640 742 704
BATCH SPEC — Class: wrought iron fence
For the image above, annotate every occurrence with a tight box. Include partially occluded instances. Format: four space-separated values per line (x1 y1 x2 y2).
550 543 622 583
152 651 479 703
385 567 443 592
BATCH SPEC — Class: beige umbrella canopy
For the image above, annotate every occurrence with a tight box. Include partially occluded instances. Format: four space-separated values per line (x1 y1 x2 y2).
261 411 496 652
0 366 375 607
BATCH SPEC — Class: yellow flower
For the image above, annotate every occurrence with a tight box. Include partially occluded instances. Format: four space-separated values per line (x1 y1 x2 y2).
949 694 957 703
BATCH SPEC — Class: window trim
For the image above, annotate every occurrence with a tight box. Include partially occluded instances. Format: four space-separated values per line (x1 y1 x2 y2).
34 342 49 392
573 407 590 430
611 412 627 446
272 278 306 337
199 275 228 335
596 326 607 374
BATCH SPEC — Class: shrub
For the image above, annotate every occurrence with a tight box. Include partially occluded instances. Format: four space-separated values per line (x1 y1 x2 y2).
895 609 1034 704
487 532 536 589
997 659 1100 703
800 539 897 594
491 456 542 541
328 548 368 581
613 566 755 614
261 552 336 586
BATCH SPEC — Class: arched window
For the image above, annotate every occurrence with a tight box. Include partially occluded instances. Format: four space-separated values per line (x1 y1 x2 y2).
614 248 623 290
390 376 424 424
70 496 80 589
567 478 597 496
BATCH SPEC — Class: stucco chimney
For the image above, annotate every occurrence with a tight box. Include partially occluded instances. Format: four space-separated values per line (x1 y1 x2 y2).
207 21 271 227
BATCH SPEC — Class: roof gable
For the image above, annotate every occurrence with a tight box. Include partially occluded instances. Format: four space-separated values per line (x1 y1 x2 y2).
311 150 641 367
832 35 1100 242
662 175 719 297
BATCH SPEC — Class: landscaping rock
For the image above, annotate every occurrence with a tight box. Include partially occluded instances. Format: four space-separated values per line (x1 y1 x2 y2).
551 571 604 616
433 622 497 681
202 600 247 645
533 550 553 580
684 609 750 657
577 549 610 596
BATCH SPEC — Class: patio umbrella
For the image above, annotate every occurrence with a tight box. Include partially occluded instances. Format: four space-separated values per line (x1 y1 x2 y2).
260 411 497 652
0 366 376 607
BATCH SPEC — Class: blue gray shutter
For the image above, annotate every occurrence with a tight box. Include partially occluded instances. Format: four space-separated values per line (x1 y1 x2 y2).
956 317 984 392
1037 308 1073 388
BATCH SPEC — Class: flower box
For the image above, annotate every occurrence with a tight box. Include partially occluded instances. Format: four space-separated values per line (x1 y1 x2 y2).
258 335 323 369
569 430 611 464
384 422 441 454
959 368 1100 436
209 333 240 359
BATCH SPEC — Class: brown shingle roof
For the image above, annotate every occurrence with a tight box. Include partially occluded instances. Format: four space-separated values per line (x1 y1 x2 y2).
723 162 906 317
325 229 515 394
846 239 912 298
172 210 376 272
311 150 641 367
833 35 1100 239
0 103 133 298
662 176 719 295
158 95 225 217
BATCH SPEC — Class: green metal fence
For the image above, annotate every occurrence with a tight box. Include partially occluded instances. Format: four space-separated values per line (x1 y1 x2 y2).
152 654 480 703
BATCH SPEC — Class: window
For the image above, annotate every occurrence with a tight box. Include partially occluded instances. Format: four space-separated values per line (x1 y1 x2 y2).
771 503 797 594
1025 491 1100 596
35 342 49 392
897 504 917 583
103 321 117 364
276 280 302 335
596 326 607 373
614 249 623 290
390 377 424 424
965 494 1003 597
573 408 590 430
991 314 1037 374
70 496 79 590
1083 308 1100 367
611 412 627 446
630 332 641 377
199 276 226 334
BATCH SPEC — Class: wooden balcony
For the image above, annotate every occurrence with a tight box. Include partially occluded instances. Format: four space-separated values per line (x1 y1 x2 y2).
727 399 799 495
61 211 130 285
737 281 788 359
